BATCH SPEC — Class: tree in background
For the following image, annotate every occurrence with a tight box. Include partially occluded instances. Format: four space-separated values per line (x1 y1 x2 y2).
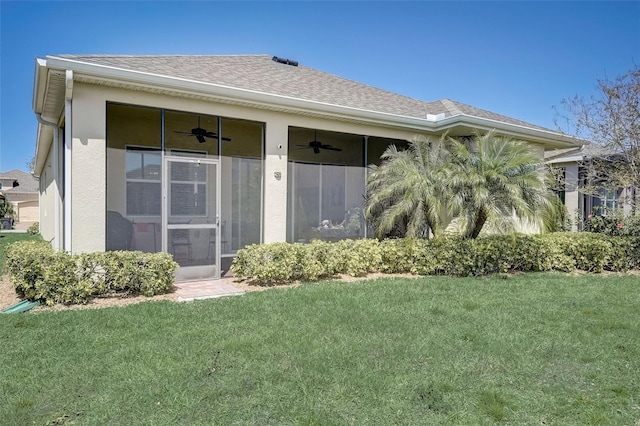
555 66 640 211
0 199 16 219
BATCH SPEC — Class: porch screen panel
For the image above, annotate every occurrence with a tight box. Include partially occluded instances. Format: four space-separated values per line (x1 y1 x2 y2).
106 103 162 253
287 127 365 243
220 118 264 255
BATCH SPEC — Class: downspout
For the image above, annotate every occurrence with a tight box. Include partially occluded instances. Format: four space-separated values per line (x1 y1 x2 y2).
35 114 62 251
64 70 73 253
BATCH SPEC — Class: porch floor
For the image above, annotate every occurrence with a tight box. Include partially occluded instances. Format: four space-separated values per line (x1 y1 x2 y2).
175 278 244 302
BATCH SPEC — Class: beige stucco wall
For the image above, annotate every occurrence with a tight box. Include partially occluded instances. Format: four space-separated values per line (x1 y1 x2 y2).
71 85 107 253
39 143 56 244
68 82 420 253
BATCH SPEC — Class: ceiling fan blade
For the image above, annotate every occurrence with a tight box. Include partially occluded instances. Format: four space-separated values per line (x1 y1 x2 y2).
313 147 320 154
174 131 193 135
203 132 232 142
322 146 342 151
196 135 206 143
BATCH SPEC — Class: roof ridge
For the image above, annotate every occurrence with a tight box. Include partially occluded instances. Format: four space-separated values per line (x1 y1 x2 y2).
439 99 461 116
441 98 555 133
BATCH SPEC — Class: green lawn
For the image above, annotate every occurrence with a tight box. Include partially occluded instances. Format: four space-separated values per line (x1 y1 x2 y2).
0 231 42 276
1 273 639 425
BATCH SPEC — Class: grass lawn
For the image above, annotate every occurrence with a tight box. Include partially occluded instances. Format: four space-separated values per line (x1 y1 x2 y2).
1 273 639 425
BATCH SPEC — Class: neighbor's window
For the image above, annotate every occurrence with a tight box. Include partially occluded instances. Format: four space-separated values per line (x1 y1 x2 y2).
599 188 619 212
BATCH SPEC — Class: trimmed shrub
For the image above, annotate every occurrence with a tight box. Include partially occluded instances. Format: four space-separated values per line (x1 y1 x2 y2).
5 241 178 305
232 233 640 285
379 238 415 273
545 233 612 273
334 239 382 277
231 243 325 284
26 222 40 235
27 222 40 235
599 236 640 272
5 240 56 300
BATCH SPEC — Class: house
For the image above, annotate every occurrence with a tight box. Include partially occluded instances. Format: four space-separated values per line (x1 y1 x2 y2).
0 169 39 223
32 54 579 281
546 142 638 229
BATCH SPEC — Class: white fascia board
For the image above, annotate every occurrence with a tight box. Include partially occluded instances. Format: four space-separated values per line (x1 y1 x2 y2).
32 58 48 113
432 115 582 148
44 56 580 148
34 123 53 176
546 154 584 164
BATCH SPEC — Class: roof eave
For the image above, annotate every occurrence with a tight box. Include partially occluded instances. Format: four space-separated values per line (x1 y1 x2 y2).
42 55 582 151
32 58 48 114
33 58 50 176
432 115 582 149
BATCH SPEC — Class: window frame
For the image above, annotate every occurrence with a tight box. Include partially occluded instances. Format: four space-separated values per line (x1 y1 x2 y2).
125 145 162 218
167 149 209 218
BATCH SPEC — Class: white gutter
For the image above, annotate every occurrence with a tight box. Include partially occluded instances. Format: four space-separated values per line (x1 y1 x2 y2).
44 56 580 148
32 59 49 176
32 58 48 114
35 114 62 251
64 70 73 253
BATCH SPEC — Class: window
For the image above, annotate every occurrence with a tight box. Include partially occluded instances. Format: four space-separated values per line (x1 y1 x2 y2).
599 188 619 212
168 151 208 217
554 167 566 205
126 147 161 216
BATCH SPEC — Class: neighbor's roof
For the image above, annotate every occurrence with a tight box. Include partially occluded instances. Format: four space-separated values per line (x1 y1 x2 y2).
53 54 553 133
0 169 38 193
545 142 614 163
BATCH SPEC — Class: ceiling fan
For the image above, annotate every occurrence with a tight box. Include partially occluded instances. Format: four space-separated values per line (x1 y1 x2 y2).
174 116 231 143
296 130 342 154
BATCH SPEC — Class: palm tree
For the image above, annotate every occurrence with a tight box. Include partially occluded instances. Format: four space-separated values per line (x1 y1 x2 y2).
365 135 451 238
447 130 550 239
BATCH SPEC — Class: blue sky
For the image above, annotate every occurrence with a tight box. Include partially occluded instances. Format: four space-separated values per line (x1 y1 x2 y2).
1 1 638 172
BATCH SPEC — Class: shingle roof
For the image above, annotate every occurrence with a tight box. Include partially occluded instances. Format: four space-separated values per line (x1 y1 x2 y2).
55 54 554 133
0 169 39 193
545 142 613 162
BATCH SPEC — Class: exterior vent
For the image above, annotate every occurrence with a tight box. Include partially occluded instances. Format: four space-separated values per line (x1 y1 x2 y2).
426 113 446 122
272 56 299 67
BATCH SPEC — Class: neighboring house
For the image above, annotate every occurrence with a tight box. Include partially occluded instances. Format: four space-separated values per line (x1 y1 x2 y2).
32 54 578 281
0 169 39 223
545 142 638 229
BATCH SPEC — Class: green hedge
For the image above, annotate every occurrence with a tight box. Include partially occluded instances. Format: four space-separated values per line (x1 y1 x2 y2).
5 241 178 305
232 233 640 285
